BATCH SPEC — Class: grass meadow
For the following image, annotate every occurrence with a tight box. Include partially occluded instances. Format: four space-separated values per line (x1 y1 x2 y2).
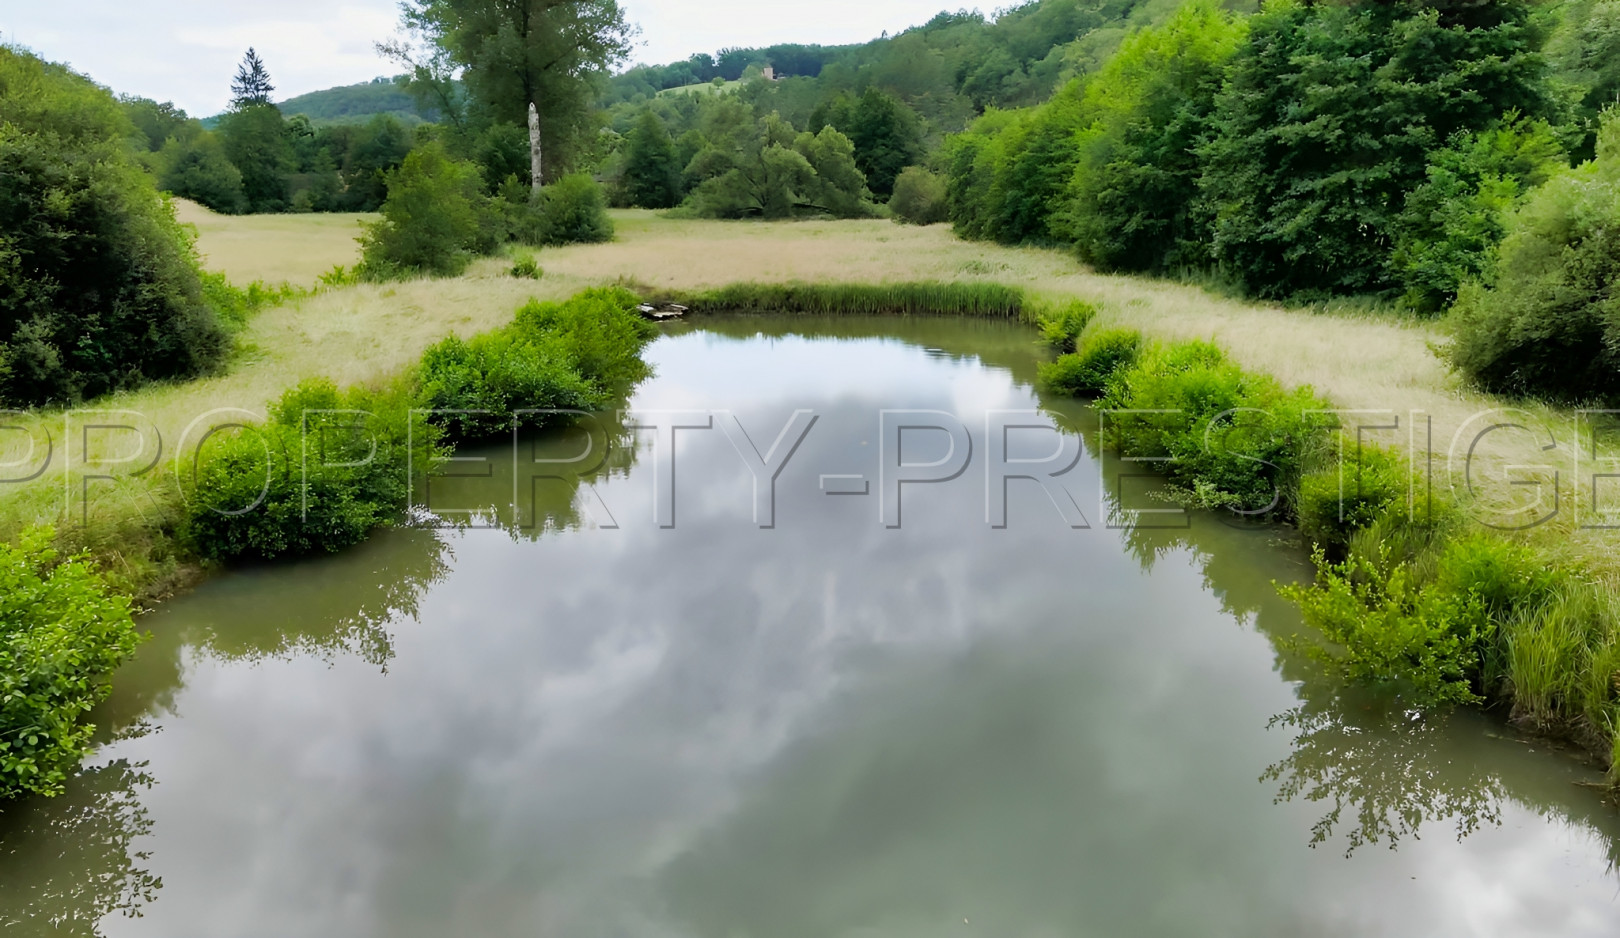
2 202 1608 596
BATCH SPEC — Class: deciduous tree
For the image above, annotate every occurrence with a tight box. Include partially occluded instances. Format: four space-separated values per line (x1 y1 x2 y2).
387 0 636 193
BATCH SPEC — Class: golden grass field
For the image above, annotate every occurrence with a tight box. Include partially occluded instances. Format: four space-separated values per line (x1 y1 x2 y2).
1 200 1607 594
173 200 372 285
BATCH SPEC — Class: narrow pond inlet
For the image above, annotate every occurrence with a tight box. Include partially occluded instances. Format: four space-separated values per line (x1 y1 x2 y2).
4 317 1619 938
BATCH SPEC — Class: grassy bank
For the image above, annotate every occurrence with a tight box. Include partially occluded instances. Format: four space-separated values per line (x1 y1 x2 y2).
663 281 1030 319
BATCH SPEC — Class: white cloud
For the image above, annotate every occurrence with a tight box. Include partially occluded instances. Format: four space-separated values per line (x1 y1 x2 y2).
3 1 965 116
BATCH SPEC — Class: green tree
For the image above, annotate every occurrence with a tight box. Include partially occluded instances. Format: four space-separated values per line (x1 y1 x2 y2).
159 132 248 213
120 96 197 152
389 0 636 192
1388 114 1564 314
1053 1 1246 273
1200 0 1554 299
683 112 872 218
230 47 275 108
888 166 949 224
0 46 229 406
219 102 294 212
359 142 502 278
1550 0 1620 159
841 87 924 200
620 108 682 208
1448 113 1620 402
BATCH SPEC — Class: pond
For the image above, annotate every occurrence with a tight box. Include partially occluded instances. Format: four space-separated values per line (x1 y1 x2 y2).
4 317 1620 937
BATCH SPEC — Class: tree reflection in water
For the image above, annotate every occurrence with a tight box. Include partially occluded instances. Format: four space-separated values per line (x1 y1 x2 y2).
1088 456 1620 863
1261 701 1508 857
0 753 162 934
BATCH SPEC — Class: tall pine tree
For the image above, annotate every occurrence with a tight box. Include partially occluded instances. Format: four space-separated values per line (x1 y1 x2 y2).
230 48 275 108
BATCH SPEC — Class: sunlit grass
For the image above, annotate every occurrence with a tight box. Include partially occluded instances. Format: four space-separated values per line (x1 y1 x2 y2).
174 199 373 286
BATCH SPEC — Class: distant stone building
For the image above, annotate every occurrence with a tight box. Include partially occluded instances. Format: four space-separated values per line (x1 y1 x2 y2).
762 66 777 81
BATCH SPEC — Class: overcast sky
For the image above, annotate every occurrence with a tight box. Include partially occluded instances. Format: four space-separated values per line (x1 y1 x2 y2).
1 1 959 116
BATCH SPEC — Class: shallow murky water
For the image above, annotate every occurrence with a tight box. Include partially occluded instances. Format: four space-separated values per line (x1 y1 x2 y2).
4 317 1619 937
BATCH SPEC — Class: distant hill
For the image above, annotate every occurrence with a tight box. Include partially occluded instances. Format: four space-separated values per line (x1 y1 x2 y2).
278 77 430 126
201 77 433 128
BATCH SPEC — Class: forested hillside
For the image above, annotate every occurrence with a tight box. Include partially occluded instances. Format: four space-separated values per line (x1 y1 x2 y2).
277 77 434 127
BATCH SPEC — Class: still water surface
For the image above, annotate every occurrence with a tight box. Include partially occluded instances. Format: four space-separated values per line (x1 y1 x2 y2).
4 317 1620 937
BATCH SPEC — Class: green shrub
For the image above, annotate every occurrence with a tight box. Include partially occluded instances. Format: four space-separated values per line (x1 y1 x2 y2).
0 48 230 407
1447 114 1620 402
1039 328 1141 396
1388 115 1564 315
359 142 503 280
511 256 543 279
417 288 656 443
417 330 600 442
1099 340 1330 517
0 528 141 799
1283 546 1487 708
158 132 247 214
181 378 437 562
1297 445 1410 558
888 167 949 225
1038 301 1097 353
510 287 657 392
519 173 614 247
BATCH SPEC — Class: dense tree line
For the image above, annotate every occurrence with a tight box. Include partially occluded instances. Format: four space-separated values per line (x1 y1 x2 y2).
120 52 420 215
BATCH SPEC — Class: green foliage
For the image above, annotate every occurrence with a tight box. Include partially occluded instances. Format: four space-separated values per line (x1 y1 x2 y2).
231 48 275 109
121 95 198 152
819 88 925 199
197 272 307 329
1448 114 1620 401
1037 300 1098 352
1284 546 1488 708
887 167 949 225
418 287 655 443
0 528 141 800
181 378 439 562
510 287 656 391
1200 0 1554 300
1550 0 1620 159
1055 1 1245 273
681 281 1027 318
416 330 598 442
359 142 503 279
0 47 230 407
219 103 294 212
158 132 247 213
525 174 615 246
1389 115 1565 314
1297 445 1411 559
1098 339 1331 517
681 109 875 218
389 0 635 184
619 108 683 208
952 89 1086 244
1038 327 1141 396
510 255 543 279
